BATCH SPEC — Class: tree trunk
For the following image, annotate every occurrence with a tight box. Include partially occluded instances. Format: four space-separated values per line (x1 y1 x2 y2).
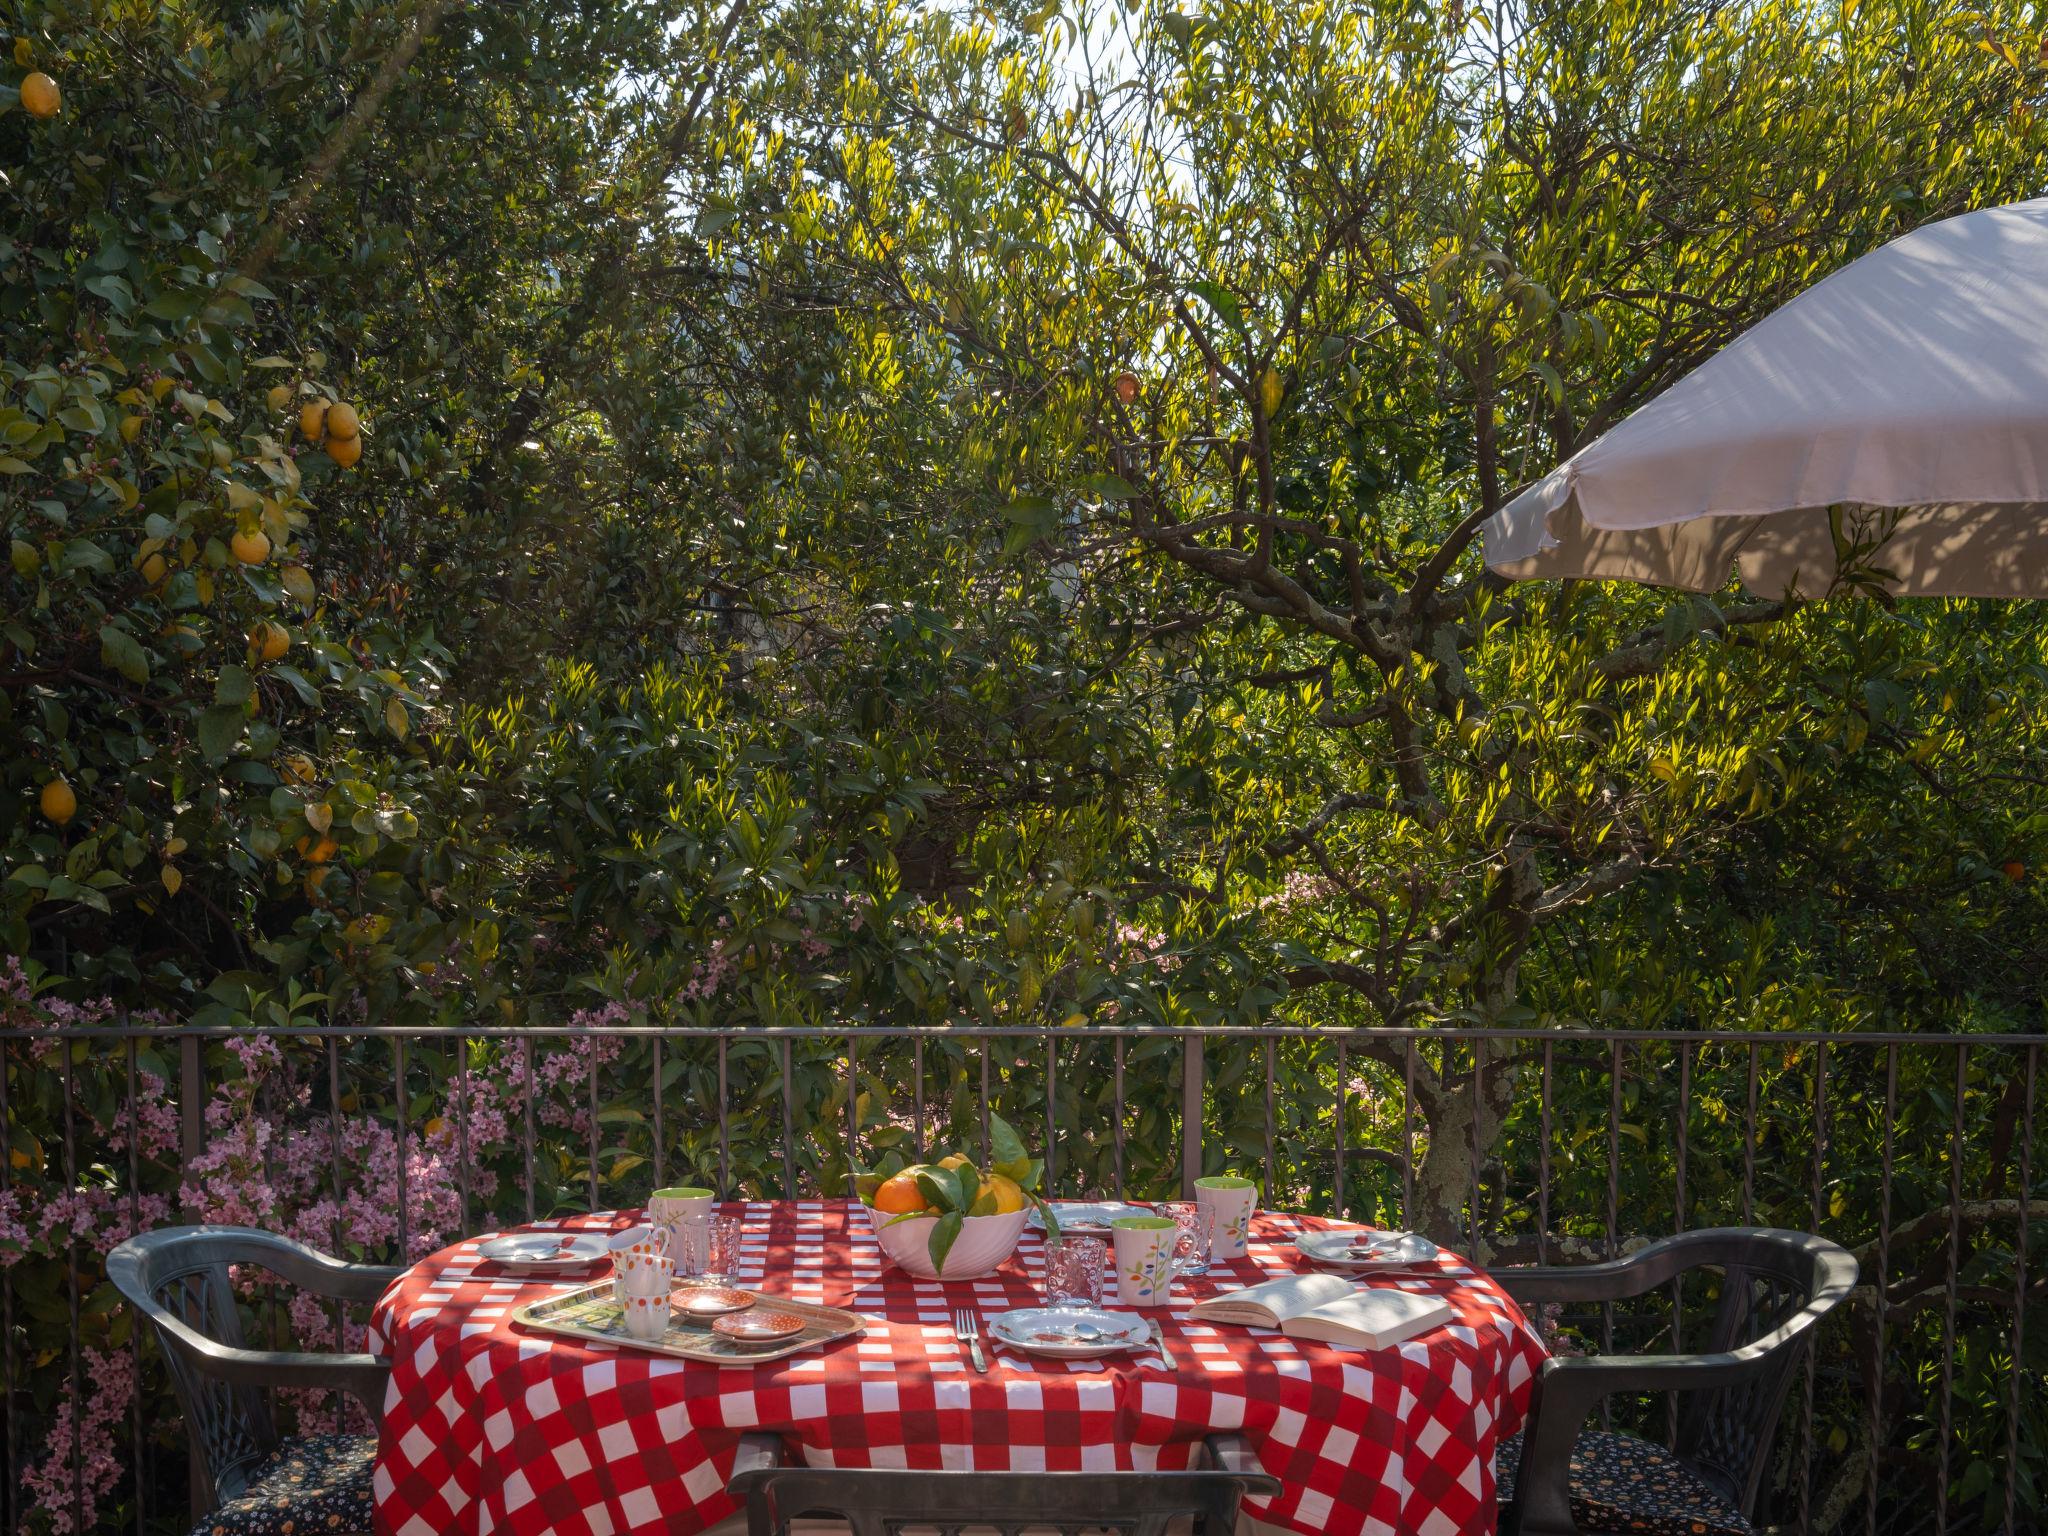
1402 1038 1521 1253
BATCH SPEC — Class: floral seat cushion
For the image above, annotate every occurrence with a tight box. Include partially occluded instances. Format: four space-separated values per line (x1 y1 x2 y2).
193 1433 376 1536
1496 1428 1752 1536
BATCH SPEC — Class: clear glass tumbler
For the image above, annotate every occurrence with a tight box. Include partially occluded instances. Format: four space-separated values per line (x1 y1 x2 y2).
1159 1201 1211 1277
1043 1235 1107 1306
701 1214 744 1284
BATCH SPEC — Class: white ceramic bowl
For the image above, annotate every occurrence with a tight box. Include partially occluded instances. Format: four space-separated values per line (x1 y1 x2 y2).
869 1205 1029 1279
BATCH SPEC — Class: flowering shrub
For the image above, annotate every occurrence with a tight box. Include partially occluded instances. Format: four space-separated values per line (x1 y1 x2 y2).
0 975 656 1535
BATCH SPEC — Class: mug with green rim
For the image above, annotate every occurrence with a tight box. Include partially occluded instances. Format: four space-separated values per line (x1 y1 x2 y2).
1111 1215 1178 1305
649 1187 716 1273
1194 1176 1258 1260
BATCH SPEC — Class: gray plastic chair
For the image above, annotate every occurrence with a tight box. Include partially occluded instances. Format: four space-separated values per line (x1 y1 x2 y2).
729 1431 1279 1536
107 1225 401 1534
1492 1227 1857 1536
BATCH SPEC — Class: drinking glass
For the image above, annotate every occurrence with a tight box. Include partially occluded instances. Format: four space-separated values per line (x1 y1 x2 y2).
701 1214 744 1284
1043 1235 1107 1306
1159 1201 1211 1277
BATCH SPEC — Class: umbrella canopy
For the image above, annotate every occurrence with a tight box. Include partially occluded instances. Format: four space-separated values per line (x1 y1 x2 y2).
1483 196 2048 598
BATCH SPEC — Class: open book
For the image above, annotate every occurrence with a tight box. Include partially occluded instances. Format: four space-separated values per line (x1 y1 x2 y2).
1187 1272 1452 1349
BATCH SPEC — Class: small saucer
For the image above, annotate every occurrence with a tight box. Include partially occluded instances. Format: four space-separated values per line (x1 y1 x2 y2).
675 1287 755 1323
712 1309 806 1349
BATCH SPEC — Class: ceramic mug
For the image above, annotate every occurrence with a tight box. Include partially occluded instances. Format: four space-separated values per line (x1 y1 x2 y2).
649 1186 716 1273
609 1224 673 1302
1111 1216 1179 1306
1194 1175 1258 1261
620 1289 671 1342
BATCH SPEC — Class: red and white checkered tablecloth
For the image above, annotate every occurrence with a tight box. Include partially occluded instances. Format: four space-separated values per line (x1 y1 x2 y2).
369 1201 1546 1536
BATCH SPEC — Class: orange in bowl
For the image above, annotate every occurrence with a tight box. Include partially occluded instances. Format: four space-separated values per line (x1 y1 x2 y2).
871 1172 930 1215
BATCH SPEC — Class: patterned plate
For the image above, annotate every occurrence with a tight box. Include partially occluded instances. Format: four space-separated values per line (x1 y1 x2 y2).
987 1306 1152 1359
475 1232 611 1270
674 1287 755 1322
1294 1229 1440 1271
713 1309 807 1347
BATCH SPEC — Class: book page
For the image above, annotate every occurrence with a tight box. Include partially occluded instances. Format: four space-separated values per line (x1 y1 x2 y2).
1281 1289 1453 1349
1187 1271 1355 1325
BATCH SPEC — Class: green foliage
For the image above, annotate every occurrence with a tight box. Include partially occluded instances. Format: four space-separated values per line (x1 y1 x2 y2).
2 0 2046 1526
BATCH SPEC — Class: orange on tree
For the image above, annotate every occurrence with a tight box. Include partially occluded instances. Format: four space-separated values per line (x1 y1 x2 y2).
325 432 362 467
39 777 76 825
248 620 289 661
1113 370 1140 404
299 400 329 440
19 71 58 118
295 833 338 864
2004 860 2027 882
230 529 271 564
325 402 360 440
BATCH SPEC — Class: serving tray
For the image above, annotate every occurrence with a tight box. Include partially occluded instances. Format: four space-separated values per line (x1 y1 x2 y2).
512 1280 866 1364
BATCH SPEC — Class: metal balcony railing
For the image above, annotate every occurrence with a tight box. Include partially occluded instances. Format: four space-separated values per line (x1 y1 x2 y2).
0 1021 2040 1536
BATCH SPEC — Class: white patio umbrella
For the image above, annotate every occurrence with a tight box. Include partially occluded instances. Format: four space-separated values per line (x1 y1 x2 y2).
1482 196 2048 598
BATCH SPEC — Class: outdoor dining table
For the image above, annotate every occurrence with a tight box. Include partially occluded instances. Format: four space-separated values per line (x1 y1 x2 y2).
368 1200 1548 1536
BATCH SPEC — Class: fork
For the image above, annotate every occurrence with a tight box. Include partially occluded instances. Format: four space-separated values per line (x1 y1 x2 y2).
953 1308 987 1373
954 1302 987 1376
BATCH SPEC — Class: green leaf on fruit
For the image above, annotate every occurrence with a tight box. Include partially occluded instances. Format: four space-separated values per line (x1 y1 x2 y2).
927 1209 964 1273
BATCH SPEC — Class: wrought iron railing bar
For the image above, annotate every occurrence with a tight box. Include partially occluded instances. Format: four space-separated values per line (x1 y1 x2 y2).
1935 1042 1968 1536
1866 1043 1897 1536
125 1036 145 1536
1469 1043 1483 1248
846 1035 859 1174
1113 1036 1127 1198
62 1044 83 1536
1602 1037 1620 1432
1401 1038 1416 1224
394 1036 410 1263
779 1038 795 1198
1797 1040 1828 1536
1669 1041 1690 1450
456 1035 472 1238
328 1037 344 1360
1537 1040 1553 1267
1334 1040 1347 1219
0 1029 14 1536
522 1037 536 1223
1742 1042 1759 1225
1263 1036 1277 1205
911 1036 924 1163
586 1037 600 1212
978 1040 991 1167
716 1040 733 1196
1046 1036 1057 1192
2006 1044 2037 1536
652 1035 666 1193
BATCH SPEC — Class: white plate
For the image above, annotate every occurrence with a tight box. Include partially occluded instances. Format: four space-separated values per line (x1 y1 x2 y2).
1025 1201 1151 1234
987 1306 1152 1359
1294 1229 1440 1271
476 1232 612 1270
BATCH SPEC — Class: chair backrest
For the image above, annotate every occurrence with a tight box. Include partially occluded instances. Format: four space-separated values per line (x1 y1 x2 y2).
106 1228 289 1505
1670 1229 1857 1517
733 1460 1273 1536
